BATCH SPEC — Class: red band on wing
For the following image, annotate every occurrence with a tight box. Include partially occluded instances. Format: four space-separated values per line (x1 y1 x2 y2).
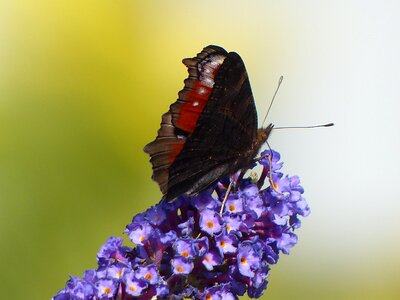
176 80 212 132
175 54 225 133
169 141 185 164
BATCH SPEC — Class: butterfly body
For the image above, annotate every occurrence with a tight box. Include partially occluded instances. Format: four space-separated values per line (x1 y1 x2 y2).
144 45 273 201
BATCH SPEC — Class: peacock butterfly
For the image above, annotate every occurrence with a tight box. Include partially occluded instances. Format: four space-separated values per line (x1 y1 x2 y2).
144 45 273 201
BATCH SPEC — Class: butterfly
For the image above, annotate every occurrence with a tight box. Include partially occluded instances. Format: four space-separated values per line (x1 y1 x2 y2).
144 45 273 202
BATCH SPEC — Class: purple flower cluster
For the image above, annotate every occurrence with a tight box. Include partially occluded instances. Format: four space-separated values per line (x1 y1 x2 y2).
53 150 310 299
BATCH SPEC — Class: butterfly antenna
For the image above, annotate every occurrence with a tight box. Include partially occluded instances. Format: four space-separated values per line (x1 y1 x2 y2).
265 140 276 189
274 123 334 129
266 140 273 161
261 75 284 128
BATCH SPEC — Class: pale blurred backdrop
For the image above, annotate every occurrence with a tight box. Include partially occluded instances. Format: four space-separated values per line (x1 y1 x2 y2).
1 1 399 299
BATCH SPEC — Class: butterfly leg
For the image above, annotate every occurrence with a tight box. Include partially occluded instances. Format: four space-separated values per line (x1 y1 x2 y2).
264 141 279 192
257 168 266 189
255 153 277 190
220 168 247 216
232 170 245 191
253 153 269 162
254 141 279 191
254 139 274 163
219 180 233 216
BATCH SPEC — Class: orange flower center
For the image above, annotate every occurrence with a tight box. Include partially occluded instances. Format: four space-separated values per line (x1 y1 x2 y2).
272 182 278 190
206 221 214 229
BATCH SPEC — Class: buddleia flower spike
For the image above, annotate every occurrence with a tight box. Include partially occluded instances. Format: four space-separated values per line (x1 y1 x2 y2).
53 150 310 299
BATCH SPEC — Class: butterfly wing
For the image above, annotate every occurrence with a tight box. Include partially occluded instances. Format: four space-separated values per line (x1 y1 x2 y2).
144 45 259 201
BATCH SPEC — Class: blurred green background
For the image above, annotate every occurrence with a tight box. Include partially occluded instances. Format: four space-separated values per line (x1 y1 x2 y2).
1 1 400 299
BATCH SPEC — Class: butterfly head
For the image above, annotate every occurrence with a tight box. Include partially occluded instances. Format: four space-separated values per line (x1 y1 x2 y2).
256 123 274 146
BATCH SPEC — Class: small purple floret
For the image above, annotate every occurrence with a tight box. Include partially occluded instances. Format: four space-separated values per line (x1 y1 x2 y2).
199 209 223 236
172 257 194 275
202 249 222 271
124 273 148 297
237 243 261 277
95 279 117 298
216 230 238 255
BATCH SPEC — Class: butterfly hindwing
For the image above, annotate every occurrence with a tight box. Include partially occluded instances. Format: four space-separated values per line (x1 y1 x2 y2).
143 111 184 194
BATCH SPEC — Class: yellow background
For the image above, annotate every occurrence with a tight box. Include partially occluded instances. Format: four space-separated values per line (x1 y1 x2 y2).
1 1 399 299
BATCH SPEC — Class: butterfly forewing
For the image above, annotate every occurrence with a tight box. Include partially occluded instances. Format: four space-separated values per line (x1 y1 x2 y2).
144 45 260 201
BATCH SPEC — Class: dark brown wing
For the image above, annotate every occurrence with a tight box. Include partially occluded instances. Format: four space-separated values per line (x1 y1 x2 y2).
144 45 259 201
143 111 184 195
